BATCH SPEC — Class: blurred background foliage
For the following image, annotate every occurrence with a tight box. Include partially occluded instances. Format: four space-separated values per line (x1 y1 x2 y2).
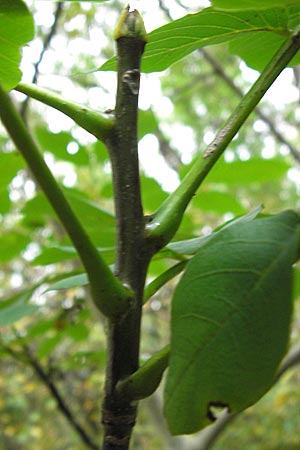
0 0 300 449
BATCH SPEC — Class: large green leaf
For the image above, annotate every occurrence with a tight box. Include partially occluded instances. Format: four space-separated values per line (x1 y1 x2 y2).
100 6 294 73
164 210 300 435
0 0 34 91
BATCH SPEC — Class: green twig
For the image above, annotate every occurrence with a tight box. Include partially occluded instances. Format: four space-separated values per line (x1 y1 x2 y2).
16 82 114 142
143 260 188 303
116 345 170 401
0 86 131 318
147 28 300 250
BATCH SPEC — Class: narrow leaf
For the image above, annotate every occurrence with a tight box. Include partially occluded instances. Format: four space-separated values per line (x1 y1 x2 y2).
0 290 38 326
164 210 300 435
166 206 262 256
45 273 88 292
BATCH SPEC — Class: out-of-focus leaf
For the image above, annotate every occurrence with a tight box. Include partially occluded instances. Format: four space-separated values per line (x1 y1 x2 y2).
0 188 11 214
64 322 89 341
100 6 292 73
0 152 25 186
0 232 30 263
22 189 116 248
32 246 79 265
27 319 56 338
65 189 116 247
141 176 168 213
37 334 63 358
0 290 38 326
45 273 88 291
32 244 114 265
138 109 159 140
190 157 291 185
0 0 34 91
191 190 245 215
164 210 300 435
34 128 89 166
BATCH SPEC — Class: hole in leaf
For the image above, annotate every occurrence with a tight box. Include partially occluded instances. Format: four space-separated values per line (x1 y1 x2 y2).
207 401 230 422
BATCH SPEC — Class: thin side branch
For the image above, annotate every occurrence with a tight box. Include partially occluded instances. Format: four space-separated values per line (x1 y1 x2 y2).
23 346 100 450
16 82 114 142
146 29 300 251
0 86 131 318
200 49 300 164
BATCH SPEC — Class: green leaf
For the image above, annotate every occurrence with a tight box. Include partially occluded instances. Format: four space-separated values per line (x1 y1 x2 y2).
212 0 300 10
22 189 116 248
37 333 63 358
164 210 300 435
0 0 34 91
138 109 159 140
0 231 30 263
0 152 25 187
100 6 291 73
166 206 262 256
34 128 89 166
201 157 291 185
191 190 245 215
141 176 168 213
0 290 38 326
32 245 114 265
45 273 88 291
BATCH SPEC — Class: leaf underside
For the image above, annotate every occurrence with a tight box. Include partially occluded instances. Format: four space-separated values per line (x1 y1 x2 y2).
100 5 300 73
164 210 300 435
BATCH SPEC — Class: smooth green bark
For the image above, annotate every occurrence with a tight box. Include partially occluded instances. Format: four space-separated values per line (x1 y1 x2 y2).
16 82 114 142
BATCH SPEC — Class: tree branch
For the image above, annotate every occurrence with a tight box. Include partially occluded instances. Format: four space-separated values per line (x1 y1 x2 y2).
116 345 170 401
143 260 187 304
0 86 131 318
100 7 151 450
16 82 114 142
200 48 300 164
23 345 100 450
0 337 99 449
146 28 300 251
